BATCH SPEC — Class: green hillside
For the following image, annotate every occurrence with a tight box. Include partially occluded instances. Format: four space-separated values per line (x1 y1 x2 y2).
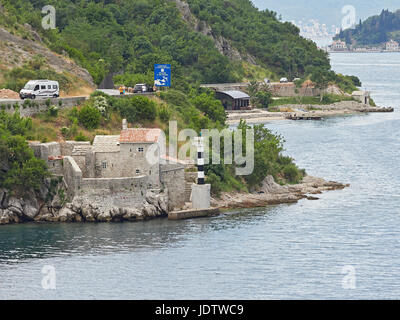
335 9 400 46
1 0 335 87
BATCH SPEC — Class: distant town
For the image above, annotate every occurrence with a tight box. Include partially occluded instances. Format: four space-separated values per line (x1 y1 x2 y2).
325 39 400 53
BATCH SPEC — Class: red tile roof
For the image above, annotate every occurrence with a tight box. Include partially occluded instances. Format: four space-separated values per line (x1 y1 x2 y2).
119 128 163 143
48 156 63 161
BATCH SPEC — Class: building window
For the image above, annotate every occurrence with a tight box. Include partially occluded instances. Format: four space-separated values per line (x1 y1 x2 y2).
136 169 140 174
102 162 107 169
138 147 144 152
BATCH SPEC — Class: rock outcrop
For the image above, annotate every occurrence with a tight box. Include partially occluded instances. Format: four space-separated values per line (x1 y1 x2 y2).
171 0 257 64
0 185 169 225
0 27 95 88
212 175 349 209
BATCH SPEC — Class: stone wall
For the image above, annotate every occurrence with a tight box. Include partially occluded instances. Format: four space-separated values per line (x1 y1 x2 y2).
1 97 87 117
61 141 91 157
48 159 64 176
268 83 320 97
160 163 186 211
93 151 122 178
79 176 149 211
63 156 83 197
81 176 148 193
34 142 61 161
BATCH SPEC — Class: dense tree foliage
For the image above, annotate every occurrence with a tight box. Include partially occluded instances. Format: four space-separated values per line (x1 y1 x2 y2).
1 0 333 86
1 0 238 86
186 0 331 79
0 111 49 195
335 9 400 45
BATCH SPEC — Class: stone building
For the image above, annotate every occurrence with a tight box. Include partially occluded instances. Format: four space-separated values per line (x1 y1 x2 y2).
29 120 187 211
351 90 371 105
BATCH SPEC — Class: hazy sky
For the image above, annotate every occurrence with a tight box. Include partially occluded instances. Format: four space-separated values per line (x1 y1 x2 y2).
251 0 399 26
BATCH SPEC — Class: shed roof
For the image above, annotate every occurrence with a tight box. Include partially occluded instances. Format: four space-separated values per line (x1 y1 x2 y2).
217 90 250 99
93 135 120 153
119 128 163 144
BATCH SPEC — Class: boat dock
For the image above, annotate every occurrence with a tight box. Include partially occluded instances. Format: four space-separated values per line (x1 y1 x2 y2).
168 207 220 220
286 115 322 121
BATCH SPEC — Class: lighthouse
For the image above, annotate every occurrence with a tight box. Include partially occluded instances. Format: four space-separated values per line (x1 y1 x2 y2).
191 135 211 209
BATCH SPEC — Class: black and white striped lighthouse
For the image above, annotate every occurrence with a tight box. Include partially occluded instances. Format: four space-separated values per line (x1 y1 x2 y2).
196 135 205 185
192 134 211 210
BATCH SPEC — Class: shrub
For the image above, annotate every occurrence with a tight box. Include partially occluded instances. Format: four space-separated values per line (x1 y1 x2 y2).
159 89 190 107
283 164 303 184
206 172 223 197
78 105 101 129
190 92 226 124
93 96 108 117
74 132 89 141
115 96 157 123
158 105 171 123
61 127 69 137
47 106 58 117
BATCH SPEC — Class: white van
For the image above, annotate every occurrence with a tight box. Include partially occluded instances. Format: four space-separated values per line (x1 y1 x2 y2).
19 80 60 100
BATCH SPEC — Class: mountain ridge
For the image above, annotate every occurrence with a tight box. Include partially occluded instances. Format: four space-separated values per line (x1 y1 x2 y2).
335 9 400 46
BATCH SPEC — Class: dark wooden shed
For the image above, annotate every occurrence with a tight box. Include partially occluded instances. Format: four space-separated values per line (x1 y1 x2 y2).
216 90 251 110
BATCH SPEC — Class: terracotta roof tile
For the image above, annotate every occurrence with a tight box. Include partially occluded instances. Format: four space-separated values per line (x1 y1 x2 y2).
119 128 163 143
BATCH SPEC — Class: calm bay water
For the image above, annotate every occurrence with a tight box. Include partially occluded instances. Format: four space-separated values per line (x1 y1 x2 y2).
1 53 400 299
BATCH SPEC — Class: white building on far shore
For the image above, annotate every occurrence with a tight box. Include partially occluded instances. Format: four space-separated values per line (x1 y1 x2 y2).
386 39 399 51
330 40 348 51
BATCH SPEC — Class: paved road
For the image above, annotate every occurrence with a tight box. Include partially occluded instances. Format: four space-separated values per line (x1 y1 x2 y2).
0 89 156 104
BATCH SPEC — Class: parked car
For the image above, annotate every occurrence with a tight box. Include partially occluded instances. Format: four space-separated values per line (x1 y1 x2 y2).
19 80 60 99
264 78 271 84
133 83 148 93
280 77 289 83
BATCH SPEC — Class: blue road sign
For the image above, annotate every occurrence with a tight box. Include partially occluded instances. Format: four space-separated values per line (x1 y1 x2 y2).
154 64 171 87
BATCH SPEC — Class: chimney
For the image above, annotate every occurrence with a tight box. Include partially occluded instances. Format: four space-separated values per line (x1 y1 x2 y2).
122 119 127 130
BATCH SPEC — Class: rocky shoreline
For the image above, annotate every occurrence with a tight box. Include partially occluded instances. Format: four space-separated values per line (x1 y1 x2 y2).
212 175 349 209
0 186 169 225
0 175 348 225
227 101 394 124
